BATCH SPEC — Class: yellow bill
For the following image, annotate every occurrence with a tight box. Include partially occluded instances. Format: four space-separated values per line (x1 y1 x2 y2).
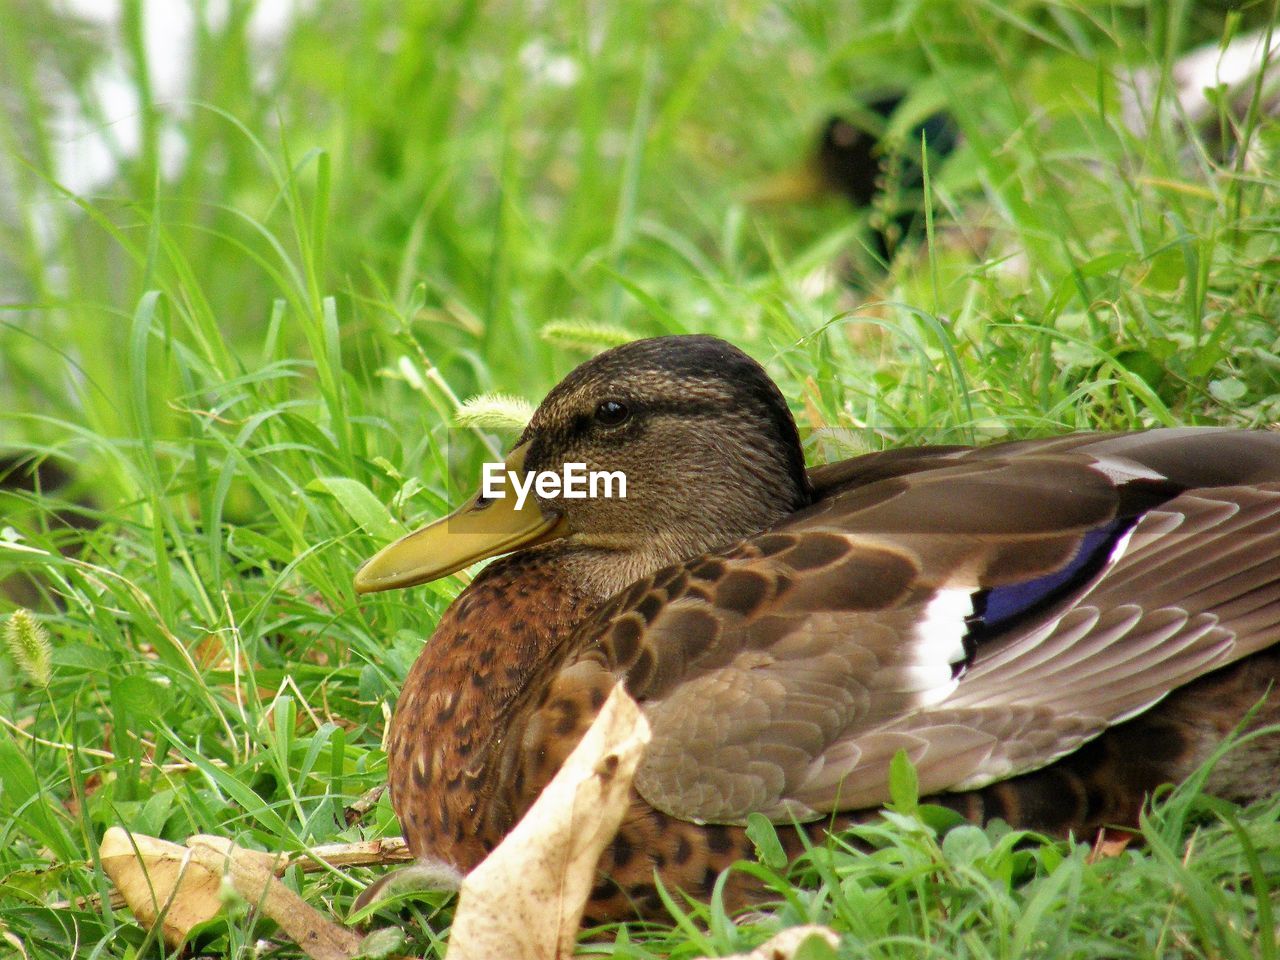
354 442 569 594
744 163 828 205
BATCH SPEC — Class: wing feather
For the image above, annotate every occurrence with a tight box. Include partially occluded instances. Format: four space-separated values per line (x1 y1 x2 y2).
549 431 1280 824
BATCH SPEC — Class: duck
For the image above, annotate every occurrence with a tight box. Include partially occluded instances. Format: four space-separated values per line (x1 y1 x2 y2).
750 93 958 264
354 334 1280 923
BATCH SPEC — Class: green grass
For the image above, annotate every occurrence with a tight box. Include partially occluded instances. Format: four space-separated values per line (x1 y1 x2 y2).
1 0 1278 956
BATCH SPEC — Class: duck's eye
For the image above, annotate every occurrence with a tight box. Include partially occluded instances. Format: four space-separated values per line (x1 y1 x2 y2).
594 399 630 427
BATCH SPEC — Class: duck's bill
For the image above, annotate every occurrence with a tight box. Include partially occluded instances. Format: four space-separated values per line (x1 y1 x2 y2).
353 443 568 594
744 163 828 205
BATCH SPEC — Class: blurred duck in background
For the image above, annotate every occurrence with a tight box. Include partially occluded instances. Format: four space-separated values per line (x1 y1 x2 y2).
750 27 1277 276
748 92 958 267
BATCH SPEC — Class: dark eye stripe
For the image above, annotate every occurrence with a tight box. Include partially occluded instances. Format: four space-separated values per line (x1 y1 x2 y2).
557 398 723 444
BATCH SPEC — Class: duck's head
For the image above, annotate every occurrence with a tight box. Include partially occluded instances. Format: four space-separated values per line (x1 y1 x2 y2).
354 335 812 597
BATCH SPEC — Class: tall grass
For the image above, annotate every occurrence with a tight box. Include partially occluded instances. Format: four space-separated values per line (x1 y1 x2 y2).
0 0 1277 957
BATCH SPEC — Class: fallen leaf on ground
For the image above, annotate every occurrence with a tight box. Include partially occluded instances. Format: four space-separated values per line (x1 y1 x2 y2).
100 828 223 947
101 828 363 960
187 836 363 960
1087 827 1137 863
694 925 841 960
445 683 652 960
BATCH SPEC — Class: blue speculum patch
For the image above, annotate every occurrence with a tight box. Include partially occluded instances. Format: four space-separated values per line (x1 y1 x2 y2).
965 516 1138 646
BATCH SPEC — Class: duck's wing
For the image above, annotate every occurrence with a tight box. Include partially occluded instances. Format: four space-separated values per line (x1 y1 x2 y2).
557 428 1280 824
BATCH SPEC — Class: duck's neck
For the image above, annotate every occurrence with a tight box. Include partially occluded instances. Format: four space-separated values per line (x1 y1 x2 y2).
386 548 601 870
552 495 806 599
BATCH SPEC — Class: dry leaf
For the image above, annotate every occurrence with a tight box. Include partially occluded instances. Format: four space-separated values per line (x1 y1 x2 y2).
694 925 841 960
446 684 652 960
1087 827 1136 863
100 828 224 947
191 633 247 671
101 828 363 960
186 837 362 960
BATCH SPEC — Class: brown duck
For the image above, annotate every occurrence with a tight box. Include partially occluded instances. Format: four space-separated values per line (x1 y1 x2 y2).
355 335 1280 922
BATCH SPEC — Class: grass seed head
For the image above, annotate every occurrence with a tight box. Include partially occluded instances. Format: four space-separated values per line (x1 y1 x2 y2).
5 609 52 687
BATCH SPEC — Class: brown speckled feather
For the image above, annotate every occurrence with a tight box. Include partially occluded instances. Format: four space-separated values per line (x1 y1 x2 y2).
386 553 597 869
